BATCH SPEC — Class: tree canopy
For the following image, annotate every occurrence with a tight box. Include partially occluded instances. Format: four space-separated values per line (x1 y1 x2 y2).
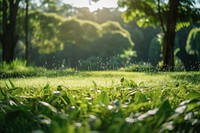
118 0 200 70
118 0 200 30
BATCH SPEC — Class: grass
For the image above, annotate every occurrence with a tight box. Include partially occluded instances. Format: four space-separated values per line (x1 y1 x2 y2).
0 70 200 133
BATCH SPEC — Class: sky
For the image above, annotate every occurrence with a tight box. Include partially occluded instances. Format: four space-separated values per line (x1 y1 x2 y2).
63 0 118 12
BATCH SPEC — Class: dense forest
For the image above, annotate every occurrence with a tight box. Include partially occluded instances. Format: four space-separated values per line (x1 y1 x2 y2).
0 0 200 71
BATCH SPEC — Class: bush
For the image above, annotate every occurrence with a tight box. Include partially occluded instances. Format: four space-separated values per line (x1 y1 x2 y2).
0 59 28 71
78 56 122 70
120 62 157 72
186 28 200 61
148 34 162 65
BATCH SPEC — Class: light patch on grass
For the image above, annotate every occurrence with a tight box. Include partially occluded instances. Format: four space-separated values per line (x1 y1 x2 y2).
0 71 177 89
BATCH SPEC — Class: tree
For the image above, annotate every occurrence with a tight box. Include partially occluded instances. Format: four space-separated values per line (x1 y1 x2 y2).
0 0 21 63
186 28 200 59
118 0 200 70
185 28 200 70
25 0 29 63
176 26 199 70
29 11 64 54
28 10 133 69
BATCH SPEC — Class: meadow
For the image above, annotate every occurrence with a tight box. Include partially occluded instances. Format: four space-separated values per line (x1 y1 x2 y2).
0 69 200 133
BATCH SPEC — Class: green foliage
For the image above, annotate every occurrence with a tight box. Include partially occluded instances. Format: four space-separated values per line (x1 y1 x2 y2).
118 0 161 28
186 28 200 61
78 56 122 70
120 62 156 72
0 72 200 132
0 59 29 72
148 34 162 65
30 11 132 55
30 11 65 53
120 49 137 65
118 0 200 29
29 11 134 69
101 21 134 46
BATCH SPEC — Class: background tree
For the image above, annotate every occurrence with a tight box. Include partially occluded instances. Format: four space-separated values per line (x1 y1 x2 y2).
186 28 200 60
28 10 133 69
176 26 199 70
0 0 21 63
25 0 29 63
184 28 200 70
118 0 200 70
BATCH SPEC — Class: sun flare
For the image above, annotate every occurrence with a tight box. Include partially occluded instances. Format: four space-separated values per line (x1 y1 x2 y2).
63 0 118 11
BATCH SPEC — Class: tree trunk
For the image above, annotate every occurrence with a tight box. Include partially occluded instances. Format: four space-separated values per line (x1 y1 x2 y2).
162 0 179 71
25 0 29 64
0 0 20 63
1 30 17 63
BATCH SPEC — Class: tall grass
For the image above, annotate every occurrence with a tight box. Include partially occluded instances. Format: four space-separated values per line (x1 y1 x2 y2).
0 59 30 72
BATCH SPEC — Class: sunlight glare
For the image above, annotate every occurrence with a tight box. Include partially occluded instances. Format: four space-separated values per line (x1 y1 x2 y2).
63 0 118 11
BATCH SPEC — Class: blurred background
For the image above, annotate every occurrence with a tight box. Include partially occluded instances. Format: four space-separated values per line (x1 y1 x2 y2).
0 0 200 71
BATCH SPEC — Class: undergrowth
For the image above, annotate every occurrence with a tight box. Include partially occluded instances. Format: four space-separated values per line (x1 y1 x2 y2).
0 78 200 133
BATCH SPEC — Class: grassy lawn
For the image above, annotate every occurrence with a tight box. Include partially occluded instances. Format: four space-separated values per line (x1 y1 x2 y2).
0 70 200 133
1 71 199 88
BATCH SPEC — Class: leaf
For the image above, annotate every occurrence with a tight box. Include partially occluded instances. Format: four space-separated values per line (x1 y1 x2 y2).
155 99 172 126
96 91 110 106
39 101 57 113
6 99 18 106
120 77 125 83
138 81 145 86
35 114 51 125
8 80 15 88
121 78 137 88
5 110 21 120
187 90 200 100
0 88 6 98
137 108 159 121
186 100 200 112
10 87 23 96
49 92 60 105
134 91 148 103
57 85 63 91
175 105 187 114
59 96 68 105
92 81 97 88
42 83 51 95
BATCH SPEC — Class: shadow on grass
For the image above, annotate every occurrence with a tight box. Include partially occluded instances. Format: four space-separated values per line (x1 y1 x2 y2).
0 69 138 79
0 70 90 79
